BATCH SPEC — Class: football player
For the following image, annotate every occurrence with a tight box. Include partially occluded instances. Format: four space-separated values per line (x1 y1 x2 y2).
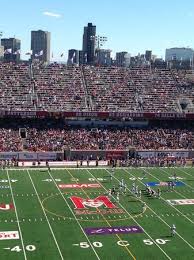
171 224 176 237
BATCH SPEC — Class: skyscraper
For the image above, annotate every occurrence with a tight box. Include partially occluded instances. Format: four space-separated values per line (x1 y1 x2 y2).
145 50 152 62
67 49 79 65
116 52 130 67
82 23 96 64
31 30 50 62
1 38 21 62
95 49 112 66
165 47 194 61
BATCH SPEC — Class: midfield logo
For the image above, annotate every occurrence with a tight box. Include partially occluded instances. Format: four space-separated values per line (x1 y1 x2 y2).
70 195 125 215
0 203 14 211
70 196 117 209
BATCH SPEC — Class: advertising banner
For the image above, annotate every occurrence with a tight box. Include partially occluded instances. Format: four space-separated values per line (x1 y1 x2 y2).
18 152 38 161
38 152 57 161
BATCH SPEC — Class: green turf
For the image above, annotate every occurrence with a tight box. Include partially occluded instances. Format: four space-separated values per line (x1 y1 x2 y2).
0 167 193 259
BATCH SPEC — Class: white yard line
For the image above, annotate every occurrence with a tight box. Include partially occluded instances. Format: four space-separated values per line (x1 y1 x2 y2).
85 169 172 260
6 169 27 260
160 168 194 190
109 168 194 251
168 168 193 178
142 168 194 225
26 170 64 260
177 168 194 179
46 170 101 260
160 168 194 191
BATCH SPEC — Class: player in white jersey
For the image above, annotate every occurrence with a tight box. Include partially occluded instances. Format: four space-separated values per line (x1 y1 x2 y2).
116 192 120 202
171 224 176 236
124 183 127 194
142 202 147 212
121 179 124 188
110 169 114 181
135 185 139 196
157 188 161 198
138 189 142 199
132 182 136 193
118 181 121 191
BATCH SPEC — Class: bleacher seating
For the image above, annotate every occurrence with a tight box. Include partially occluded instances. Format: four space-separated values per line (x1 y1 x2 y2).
0 62 193 113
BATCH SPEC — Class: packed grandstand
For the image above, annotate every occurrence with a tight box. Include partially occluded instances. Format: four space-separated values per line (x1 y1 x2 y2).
0 61 194 157
0 61 194 113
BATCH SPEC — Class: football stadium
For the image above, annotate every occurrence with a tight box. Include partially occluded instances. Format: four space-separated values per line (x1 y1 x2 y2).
1 1 194 259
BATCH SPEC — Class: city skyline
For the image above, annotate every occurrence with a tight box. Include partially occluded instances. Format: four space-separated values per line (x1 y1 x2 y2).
1 0 194 61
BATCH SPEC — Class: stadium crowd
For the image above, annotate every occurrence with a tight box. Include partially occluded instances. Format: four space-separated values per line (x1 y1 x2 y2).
0 119 193 152
0 62 193 113
24 127 194 151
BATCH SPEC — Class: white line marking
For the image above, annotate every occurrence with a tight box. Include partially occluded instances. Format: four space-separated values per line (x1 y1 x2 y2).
161 168 194 191
27 170 64 260
146 169 194 225
87 169 171 260
47 170 101 260
123 168 194 251
6 170 27 260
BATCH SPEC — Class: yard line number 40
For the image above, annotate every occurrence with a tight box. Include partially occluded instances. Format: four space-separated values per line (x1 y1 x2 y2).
9 245 36 252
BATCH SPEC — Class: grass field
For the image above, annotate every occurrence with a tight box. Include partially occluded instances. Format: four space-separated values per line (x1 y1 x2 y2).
0 167 194 260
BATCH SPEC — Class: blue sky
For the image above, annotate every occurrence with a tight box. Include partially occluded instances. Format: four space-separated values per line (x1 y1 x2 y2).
1 0 194 61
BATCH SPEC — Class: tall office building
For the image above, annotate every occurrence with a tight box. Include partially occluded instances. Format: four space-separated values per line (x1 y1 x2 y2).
79 50 85 65
1 38 21 62
145 50 152 61
165 47 194 61
31 30 50 62
82 23 96 64
116 52 130 67
95 49 112 66
67 49 79 65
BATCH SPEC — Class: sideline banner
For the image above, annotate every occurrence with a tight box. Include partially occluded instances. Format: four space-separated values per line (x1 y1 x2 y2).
18 153 38 161
0 153 18 160
38 152 57 161
137 150 189 158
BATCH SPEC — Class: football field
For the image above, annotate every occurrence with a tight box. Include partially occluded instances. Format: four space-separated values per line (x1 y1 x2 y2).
0 167 194 260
